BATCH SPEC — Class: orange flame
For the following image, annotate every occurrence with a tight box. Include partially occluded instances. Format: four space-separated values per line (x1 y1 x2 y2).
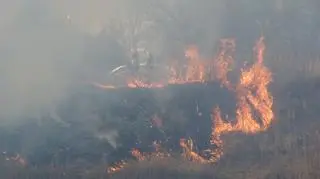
95 40 233 89
107 160 127 174
209 36 273 162
184 46 206 82
131 142 170 162
180 138 207 163
106 36 274 173
131 148 146 161
212 38 235 89
107 142 170 174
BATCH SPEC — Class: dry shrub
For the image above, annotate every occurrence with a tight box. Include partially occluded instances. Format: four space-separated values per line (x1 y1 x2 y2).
110 158 215 179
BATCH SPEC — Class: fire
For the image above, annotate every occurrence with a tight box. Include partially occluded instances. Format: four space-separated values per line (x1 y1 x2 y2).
127 79 165 88
131 148 145 161
184 46 206 82
208 36 274 162
93 80 164 89
106 36 274 173
107 160 127 174
176 37 273 164
131 142 170 161
107 141 170 174
180 138 207 163
212 38 235 89
94 41 219 89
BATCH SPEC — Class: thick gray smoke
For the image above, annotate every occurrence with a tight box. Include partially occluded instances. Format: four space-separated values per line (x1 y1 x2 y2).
0 0 85 123
0 0 226 125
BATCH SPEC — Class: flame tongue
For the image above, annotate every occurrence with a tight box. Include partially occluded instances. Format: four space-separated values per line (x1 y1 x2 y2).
179 37 274 164
107 37 274 173
184 46 206 82
94 39 234 89
212 38 235 89
209 37 274 162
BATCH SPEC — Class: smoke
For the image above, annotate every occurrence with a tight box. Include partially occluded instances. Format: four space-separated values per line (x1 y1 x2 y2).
0 0 226 125
0 0 86 123
0 0 131 123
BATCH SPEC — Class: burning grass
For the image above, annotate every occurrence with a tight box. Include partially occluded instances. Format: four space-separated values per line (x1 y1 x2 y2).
2 77 320 178
3 36 301 179
103 36 275 174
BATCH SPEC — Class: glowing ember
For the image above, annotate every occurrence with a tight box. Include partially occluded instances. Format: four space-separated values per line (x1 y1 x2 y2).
131 148 145 161
131 143 170 161
180 138 207 163
127 79 165 88
107 141 171 174
107 160 127 174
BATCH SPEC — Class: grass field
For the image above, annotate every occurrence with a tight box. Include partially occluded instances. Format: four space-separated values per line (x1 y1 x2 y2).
1 77 320 179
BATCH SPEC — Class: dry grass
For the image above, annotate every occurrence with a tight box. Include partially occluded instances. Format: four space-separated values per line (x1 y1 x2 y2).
3 115 320 179
2 71 320 179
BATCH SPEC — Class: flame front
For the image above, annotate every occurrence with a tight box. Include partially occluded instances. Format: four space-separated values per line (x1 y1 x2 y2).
184 46 206 82
209 36 274 162
212 38 235 89
106 37 274 173
107 160 127 174
180 138 207 163
95 42 214 88
177 37 273 164
107 142 170 174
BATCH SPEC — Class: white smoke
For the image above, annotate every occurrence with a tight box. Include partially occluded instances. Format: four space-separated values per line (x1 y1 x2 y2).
0 0 225 125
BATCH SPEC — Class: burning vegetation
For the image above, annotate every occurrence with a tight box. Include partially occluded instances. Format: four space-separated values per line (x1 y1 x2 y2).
104 36 274 174
2 1 320 179
0 34 274 177
94 38 236 89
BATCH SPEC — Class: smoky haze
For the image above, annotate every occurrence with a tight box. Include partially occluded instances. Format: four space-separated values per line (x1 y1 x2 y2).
0 0 84 123
0 0 318 124
0 0 225 124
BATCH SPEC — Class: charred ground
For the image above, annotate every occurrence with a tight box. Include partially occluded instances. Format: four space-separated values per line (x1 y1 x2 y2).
1 0 320 179
1 77 320 179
